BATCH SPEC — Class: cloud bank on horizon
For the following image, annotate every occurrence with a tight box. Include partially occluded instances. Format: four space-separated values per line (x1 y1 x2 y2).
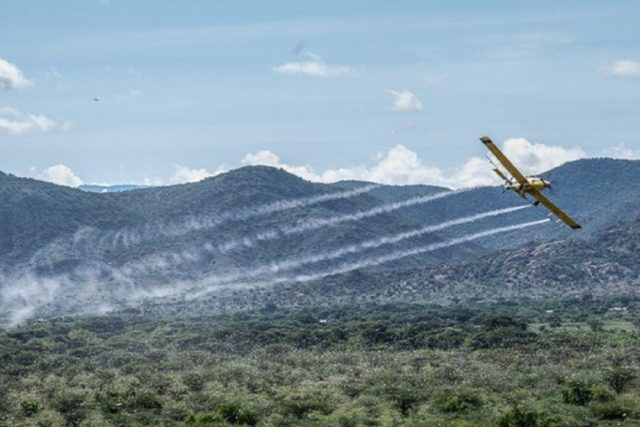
238 137 586 188
33 137 596 189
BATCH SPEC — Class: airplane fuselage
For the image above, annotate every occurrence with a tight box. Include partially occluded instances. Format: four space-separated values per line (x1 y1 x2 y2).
506 177 550 196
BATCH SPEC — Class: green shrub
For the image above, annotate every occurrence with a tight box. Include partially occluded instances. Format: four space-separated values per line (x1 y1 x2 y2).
95 388 162 414
561 379 593 405
605 367 636 394
280 392 335 419
389 387 422 417
129 390 163 410
20 399 40 417
182 372 205 392
434 389 482 413
184 412 228 426
216 402 258 426
483 315 527 331
497 406 556 427
592 399 632 420
590 384 615 402
419 327 466 350
467 316 537 349
52 391 87 426
95 390 125 414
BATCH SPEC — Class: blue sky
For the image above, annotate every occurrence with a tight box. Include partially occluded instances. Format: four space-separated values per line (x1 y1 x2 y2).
1 0 639 187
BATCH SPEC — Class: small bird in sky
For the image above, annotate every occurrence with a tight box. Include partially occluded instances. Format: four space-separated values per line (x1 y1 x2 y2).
93 97 101 102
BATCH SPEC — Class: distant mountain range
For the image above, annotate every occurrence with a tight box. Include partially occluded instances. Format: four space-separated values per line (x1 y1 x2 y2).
1 158 639 323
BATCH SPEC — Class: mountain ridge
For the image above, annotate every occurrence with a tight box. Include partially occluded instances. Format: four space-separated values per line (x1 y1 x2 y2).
1 158 640 323
2 158 640 269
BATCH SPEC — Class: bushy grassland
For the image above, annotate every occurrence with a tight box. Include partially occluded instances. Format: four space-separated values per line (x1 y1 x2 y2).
1 298 639 426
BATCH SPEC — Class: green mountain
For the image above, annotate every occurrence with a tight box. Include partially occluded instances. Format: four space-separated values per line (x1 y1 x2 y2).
0 166 466 272
1 158 639 323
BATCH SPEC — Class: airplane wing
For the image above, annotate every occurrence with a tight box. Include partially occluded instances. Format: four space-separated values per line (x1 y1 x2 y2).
480 136 528 185
530 190 581 229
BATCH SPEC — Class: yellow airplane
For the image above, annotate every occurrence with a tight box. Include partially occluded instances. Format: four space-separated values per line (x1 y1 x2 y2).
480 136 581 229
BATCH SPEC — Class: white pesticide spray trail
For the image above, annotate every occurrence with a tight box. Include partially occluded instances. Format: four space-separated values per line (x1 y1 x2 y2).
108 202 525 283
219 189 466 251
1 218 547 326
24 183 382 263
189 218 551 299
197 183 382 226
291 219 551 283
113 183 382 247
198 205 530 286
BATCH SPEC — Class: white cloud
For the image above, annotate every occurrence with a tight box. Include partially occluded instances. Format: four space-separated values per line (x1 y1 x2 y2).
243 145 446 186
30 139 584 189
242 150 321 181
272 51 352 78
604 143 640 160
451 138 585 188
40 164 84 187
358 145 444 185
171 165 227 184
500 137 585 175
0 107 57 135
606 59 640 77
242 150 281 167
453 157 499 188
0 58 32 89
241 138 585 188
386 90 423 112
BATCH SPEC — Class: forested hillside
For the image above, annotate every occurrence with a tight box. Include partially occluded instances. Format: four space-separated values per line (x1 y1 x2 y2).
1 159 640 324
1 299 638 426
4 159 640 269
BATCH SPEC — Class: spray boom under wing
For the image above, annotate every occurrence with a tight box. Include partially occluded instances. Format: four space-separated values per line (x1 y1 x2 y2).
492 167 511 183
486 154 513 184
